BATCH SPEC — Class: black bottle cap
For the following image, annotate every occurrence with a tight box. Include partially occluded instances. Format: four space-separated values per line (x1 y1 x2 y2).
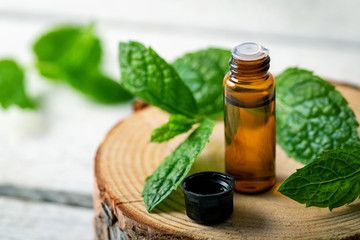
181 171 235 224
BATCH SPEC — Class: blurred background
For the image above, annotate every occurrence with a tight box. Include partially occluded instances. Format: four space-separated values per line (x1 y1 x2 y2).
0 0 359 239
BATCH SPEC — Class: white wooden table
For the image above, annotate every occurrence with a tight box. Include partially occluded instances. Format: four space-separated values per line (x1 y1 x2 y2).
1 0 359 239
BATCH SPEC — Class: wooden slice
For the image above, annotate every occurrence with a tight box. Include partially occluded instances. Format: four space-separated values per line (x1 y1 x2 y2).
94 83 360 240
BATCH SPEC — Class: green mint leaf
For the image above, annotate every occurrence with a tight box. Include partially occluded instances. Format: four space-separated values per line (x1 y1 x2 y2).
143 118 215 212
85 74 133 103
33 24 101 80
172 48 230 116
33 26 85 80
66 71 133 103
33 24 132 103
276 67 360 164
151 114 198 143
0 59 36 109
119 41 197 117
278 148 360 210
61 24 102 74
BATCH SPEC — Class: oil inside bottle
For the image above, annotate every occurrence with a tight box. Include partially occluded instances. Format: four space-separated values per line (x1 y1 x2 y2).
224 94 275 193
223 42 276 193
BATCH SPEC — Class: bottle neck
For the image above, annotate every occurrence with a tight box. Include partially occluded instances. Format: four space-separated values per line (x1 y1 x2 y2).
229 56 270 80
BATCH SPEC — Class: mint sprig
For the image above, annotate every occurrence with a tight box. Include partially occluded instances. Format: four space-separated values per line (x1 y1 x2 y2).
118 42 225 212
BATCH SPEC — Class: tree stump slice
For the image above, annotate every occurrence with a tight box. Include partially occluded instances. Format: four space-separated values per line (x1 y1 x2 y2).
94 83 360 240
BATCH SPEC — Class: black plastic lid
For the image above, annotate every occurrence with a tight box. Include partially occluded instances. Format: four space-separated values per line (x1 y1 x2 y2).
181 171 235 224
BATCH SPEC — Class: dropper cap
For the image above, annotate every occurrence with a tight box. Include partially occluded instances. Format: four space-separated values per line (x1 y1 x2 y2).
232 42 269 61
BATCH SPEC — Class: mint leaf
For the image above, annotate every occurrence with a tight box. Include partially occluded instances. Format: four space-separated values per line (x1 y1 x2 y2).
278 148 360 210
151 115 198 143
0 59 35 109
143 118 215 212
119 41 197 117
33 24 100 80
33 24 132 103
172 48 230 116
276 67 360 164
66 71 133 103
60 25 102 75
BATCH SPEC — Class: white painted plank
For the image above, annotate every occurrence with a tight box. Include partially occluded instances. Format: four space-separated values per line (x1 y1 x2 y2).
0 197 93 240
0 184 92 207
1 0 359 43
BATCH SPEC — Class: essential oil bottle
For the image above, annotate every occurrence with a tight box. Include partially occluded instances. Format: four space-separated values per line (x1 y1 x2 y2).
223 42 275 193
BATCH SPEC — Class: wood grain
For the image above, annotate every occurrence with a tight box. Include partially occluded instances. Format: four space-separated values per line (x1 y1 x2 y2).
94 83 360 240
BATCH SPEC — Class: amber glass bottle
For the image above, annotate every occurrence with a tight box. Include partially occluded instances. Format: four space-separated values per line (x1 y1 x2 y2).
223 42 275 193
